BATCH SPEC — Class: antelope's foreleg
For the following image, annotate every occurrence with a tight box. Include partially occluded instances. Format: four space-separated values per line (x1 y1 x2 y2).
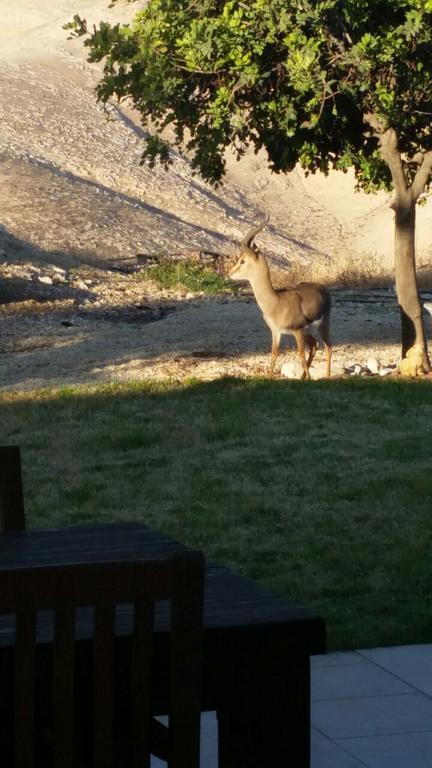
318 314 332 378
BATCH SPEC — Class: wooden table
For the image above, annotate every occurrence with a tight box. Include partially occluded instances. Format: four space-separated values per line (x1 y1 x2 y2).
0 522 325 767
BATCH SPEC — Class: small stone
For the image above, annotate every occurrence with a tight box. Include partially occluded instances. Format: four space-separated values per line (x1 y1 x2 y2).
38 275 53 285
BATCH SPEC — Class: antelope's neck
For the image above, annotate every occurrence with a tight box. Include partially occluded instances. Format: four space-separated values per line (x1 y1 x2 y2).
249 266 278 314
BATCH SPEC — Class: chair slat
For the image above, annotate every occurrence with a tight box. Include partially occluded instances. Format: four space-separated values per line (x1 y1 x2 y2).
53 603 76 768
15 607 36 768
170 552 204 768
0 446 26 532
132 601 154 768
93 602 115 768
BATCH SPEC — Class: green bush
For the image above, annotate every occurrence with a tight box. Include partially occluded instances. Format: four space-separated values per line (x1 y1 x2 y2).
138 259 233 294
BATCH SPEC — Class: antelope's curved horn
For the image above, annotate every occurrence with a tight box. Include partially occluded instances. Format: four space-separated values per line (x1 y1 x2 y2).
241 214 270 248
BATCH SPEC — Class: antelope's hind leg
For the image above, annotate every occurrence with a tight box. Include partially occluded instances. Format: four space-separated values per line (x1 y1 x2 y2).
269 330 281 376
294 331 310 380
305 334 317 371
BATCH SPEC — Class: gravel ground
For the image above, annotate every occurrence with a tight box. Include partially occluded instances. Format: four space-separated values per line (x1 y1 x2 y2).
0 258 416 391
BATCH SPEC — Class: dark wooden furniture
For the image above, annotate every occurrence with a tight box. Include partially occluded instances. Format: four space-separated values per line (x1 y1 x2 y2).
0 522 326 768
0 446 25 532
0 552 204 768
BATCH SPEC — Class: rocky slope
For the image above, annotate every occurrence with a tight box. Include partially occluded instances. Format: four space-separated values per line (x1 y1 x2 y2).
1 0 430 273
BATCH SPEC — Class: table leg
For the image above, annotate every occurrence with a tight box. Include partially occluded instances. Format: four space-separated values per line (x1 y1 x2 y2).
216 656 310 768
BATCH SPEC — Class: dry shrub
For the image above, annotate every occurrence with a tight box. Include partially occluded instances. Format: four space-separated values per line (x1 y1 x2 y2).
270 251 432 291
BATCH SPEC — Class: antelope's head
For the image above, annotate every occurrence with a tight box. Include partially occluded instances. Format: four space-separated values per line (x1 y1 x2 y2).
228 216 269 282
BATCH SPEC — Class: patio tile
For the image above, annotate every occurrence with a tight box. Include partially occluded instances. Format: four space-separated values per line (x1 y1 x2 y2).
359 645 432 698
312 660 414 701
312 693 432 739
200 712 218 768
311 730 370 768
336 732 432 768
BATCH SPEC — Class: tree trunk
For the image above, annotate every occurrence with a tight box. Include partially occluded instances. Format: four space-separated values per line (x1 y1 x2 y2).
363 120 432 372
393 200 430 370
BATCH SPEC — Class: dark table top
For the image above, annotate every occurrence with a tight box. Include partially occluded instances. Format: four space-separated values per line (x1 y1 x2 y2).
0 522 325 655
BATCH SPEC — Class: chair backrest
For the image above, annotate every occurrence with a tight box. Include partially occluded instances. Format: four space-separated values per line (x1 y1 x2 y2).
0 552 204 768
0 446 26 531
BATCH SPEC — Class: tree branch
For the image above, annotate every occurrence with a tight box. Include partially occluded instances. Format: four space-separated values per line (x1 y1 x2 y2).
411 151 432 201
363 112 385 136
364 113 410 204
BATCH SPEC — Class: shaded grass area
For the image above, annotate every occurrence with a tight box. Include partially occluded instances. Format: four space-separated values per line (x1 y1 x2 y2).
1 377 432 650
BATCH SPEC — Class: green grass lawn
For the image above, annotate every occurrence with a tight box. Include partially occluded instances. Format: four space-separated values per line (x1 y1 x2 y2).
1 377 432 651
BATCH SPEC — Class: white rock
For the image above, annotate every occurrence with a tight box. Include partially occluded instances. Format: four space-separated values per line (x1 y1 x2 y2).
310 361 344 379
38 275 53 285
281 359 343 379
309 361 328 379
280 360 303 379
366 357 380 374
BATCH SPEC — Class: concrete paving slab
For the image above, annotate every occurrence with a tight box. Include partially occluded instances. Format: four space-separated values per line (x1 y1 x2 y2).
312 661 414 701
151 646 432 767
311 730 370 768
336 732 432 768
359 645 432 698
312 693 432 739
311 651 368 667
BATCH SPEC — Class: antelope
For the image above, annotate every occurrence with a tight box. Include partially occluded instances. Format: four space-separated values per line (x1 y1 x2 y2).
229 218 332 379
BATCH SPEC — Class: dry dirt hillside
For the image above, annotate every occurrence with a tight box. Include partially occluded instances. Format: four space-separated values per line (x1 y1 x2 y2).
0 1 431 390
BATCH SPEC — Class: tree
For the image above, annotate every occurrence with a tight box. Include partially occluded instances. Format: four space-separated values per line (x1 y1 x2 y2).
70 0 432 367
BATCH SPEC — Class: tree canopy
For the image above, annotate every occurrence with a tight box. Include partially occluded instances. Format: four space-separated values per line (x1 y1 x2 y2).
73 0 432 193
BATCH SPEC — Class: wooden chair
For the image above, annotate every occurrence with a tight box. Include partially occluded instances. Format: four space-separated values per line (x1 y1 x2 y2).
0 553 204 768
0 446 25 532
